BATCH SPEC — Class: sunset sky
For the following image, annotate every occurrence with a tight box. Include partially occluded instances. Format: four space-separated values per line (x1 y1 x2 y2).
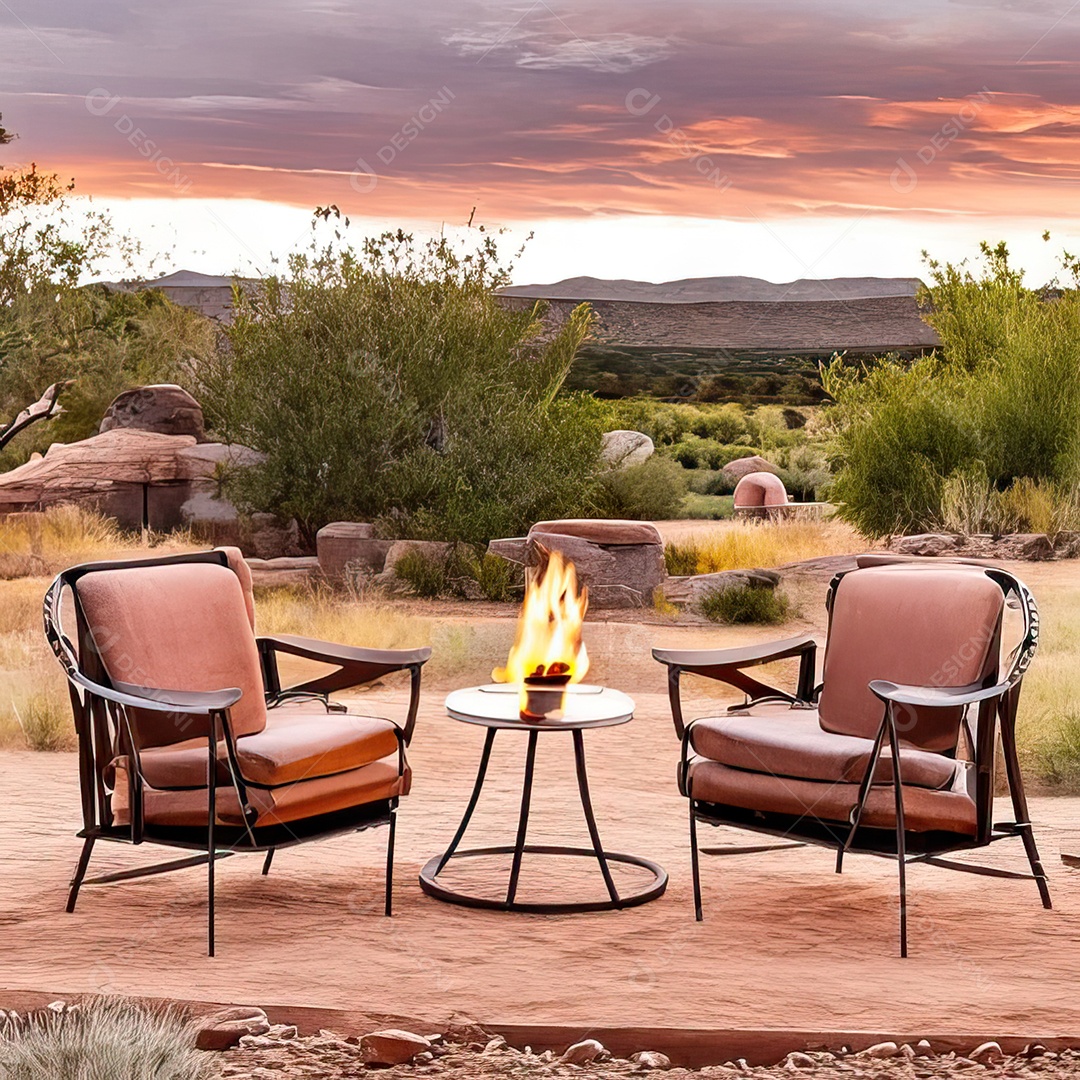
4 0 1080 284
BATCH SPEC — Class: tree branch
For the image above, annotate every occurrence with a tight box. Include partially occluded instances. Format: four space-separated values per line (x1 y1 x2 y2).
0 380 71 451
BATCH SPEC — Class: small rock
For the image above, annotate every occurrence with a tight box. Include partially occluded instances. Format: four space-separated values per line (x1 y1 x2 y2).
415 1051 435 1063
539 1051 555 1063
194 1006 271 1051
360 1029 432 1065
900 1044 916 1059
484 1036 507 1054
915 1040 934 1057
971 1042 1004 1065
784 1052 816 1069
265 1024 297 1040
1023 1044 1048 1058
238 1034 277 1049
632 1051 672 1069
865 1042 900 1059
735 1059 751 1073
46 1001 66 1013
562 1039 605 1066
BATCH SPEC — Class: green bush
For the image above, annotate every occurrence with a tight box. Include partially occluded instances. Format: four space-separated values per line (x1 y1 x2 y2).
462 550 522 602
667 437 758 471
699 584 791 624
595 456 688 520
0 998 212 1080
393 549 450 598
679 493 734 520
826 241 1080 537
197 226 602 545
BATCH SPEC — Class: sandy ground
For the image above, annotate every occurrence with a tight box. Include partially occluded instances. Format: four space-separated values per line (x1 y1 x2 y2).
4 553 1080 1042
2 681 1080 1038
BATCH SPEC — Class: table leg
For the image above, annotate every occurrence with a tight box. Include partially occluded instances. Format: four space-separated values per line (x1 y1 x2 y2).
573 728 620 904
436 727 497 874
506 729 538 905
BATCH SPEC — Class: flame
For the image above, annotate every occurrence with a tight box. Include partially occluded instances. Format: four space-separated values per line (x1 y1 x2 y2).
492 546 589 712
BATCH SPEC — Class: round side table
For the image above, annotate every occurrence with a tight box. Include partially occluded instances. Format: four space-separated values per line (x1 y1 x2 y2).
418 684 668 913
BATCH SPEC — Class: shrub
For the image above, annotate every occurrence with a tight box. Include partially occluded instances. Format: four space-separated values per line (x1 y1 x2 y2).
0 998 213 1080
462 551 521 602
197 226 602 545
679 493 734 520
595 456 688 520
393 549 450 598
689 403 748 443
699 584 791 624
826 240 1080 537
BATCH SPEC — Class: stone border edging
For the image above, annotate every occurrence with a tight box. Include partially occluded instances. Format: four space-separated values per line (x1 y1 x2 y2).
2 990 1077 1067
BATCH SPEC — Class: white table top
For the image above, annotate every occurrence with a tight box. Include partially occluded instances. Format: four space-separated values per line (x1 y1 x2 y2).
445 684 635 729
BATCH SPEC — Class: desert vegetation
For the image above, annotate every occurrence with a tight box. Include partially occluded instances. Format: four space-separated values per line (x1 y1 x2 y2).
824 240 1080 536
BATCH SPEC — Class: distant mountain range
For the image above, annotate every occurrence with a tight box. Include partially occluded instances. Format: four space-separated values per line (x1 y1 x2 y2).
498 275 923 305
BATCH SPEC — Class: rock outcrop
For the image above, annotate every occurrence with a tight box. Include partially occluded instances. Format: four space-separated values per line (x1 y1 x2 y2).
99 384 207 441
489 518 666 609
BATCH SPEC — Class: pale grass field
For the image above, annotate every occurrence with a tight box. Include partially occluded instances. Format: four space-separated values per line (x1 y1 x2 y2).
657 518 871 574
0 508 1078 789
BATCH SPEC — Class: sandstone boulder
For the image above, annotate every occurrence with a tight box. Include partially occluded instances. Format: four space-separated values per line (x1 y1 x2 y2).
100 384 206 441
889 533 963 557
317 521 393 580
0 429 263 531
664 569 781 606
722 454 779 480
600 429 654 468
524 518 666 609
360 1029 431 1065
193 1005 270 1051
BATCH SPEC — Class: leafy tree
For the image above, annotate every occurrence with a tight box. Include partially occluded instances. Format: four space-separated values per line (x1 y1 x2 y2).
197 224 604 544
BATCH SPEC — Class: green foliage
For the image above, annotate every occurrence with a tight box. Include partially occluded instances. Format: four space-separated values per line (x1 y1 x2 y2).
462 550 521 602
198 226 602 545
1030 710 1080 789
699 584 791 625
826 240 1080 536
0 998 212 1079
0 287 214 468
825 357 982 536
393 549 449 599
679 493 734 520
664 542 701 576
595 456 688 520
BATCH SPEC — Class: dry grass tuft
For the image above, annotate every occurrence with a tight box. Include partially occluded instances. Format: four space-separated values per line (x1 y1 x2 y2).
0 504 197 580
664 519 868 575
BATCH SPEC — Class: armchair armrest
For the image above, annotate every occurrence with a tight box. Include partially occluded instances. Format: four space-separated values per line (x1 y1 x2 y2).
74 672 242 718
256 635 431 746
653 634 818 738
869 679 1011 709
653 633 816 672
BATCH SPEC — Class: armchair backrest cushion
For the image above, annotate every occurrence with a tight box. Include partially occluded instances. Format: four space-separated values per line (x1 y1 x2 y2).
818 564 1003 751
75 560 268 748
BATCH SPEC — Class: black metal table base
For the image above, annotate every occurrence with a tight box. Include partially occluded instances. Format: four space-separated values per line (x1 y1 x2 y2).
419 726 668 913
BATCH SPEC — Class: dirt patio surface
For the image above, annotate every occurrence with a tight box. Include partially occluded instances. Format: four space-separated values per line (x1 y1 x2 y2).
3 679 1080 1041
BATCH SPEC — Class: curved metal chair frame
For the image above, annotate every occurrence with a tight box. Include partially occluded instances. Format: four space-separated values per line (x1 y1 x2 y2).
653 558 1050 957
44 548 431 955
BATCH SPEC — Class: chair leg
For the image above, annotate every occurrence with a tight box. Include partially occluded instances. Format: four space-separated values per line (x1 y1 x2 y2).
66 836 95 913
834 847 844 874
1001 713 1052 909
207 732 217 959
261 849 275 876
385 804 397 917
885 719 908 959
689 803 703 922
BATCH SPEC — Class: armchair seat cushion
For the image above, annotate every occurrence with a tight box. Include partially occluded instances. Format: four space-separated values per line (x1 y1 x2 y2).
112 754 409 829
685 755 977 836
688 703 961 790
134 707 400 790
